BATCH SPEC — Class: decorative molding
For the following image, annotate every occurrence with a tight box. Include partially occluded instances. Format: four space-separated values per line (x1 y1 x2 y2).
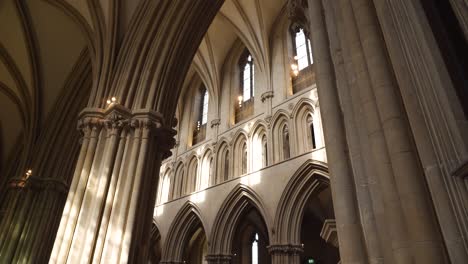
260 91 274 102
267 244 304 255
211 118 221 128
320 219 338 248
7 177 68 194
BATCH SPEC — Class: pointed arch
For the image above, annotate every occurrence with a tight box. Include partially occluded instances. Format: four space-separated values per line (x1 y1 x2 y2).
271 112 291 162
251 123 268 170
293 99 322 154
161 202 207 262
149 219 162 264
273 160 330 244
232 130 249 177
199 148 213 190
187 155 199 194
173 161 185 199
216 140 231 183
209 184 271 255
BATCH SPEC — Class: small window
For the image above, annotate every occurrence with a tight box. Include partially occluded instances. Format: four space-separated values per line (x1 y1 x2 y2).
252 233 259 264
262 135 268 167
293 28 313 71
240 51 255 101
282 126 290 160
242 143 248 174
200 89 209 125
224 150 230 181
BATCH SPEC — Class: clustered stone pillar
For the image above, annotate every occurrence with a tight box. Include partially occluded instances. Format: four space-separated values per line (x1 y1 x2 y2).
304 0 450 262
0 177 69 262
305 0 369 263
268 244 303 264
49 105 175 264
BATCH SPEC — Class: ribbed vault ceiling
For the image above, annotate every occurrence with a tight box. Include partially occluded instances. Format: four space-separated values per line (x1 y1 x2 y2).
0 0 287 170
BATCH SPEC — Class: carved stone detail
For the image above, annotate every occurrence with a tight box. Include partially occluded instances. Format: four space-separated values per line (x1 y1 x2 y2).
268 244 304 255
211 118 221 128
320 219 339 248
261 91 274 102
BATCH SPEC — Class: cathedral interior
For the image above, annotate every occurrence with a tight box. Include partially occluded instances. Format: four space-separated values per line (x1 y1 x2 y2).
0 0 467 263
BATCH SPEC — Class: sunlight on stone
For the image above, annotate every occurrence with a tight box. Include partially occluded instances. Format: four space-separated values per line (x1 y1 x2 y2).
240 172 261 186
190 191 206 203
155 205 164 217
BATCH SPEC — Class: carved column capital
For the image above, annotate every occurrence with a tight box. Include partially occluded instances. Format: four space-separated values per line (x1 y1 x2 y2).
205 254 232 264
261 91 274 102
211 118 221 128
267 244 304 255
26 177 69 194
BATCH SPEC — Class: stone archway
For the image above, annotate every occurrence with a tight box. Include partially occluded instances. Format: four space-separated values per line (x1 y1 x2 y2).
207 185 271 264
161 201 208 263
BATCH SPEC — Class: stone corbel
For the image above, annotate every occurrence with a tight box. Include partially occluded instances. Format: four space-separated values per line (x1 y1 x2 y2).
261 91 274 102
211 118 221 128
320 219 339 248
452 159 468 179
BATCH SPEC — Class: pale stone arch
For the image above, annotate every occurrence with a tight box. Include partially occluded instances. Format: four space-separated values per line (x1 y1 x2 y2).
271 111 292 162
157 168 172 205
187 155 199 194
232 131 249 177
273 160 330 245
216 139 231 184
250 122 269 170
292 99 323 154
149 220 162 264
173 161 186 199
208 185 271 255
161 202 208 262
199 149 213 190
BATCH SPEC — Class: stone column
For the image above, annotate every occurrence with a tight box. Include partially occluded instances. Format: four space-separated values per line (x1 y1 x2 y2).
306 0 368 263
205 254 232 264
49 105 176 264
343 0 447 262
268 244 303 264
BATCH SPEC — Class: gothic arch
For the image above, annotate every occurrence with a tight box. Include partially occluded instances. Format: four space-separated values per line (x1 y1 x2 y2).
251 123 269 170
209 184 271 255
273 160 330 244
271 112 292 162
187 155 199 194
161 201 207 262
199 149 213 190
149 220 162 264
216 140 231 183
173 161 185 199
232 130 249 177
293 99 321 153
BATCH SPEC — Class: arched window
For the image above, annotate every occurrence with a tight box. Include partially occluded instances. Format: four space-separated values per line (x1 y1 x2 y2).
242 143 248 175
252 233 259 264
261 135 268 168
200 89 209 125
193 86 208 145
224 150 230 181
309 117 317 149
240 52 255 102
176 164 185 197
282 126 290 160
293 28 313 71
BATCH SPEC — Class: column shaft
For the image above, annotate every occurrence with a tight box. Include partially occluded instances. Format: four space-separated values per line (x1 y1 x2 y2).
307 0 368 263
